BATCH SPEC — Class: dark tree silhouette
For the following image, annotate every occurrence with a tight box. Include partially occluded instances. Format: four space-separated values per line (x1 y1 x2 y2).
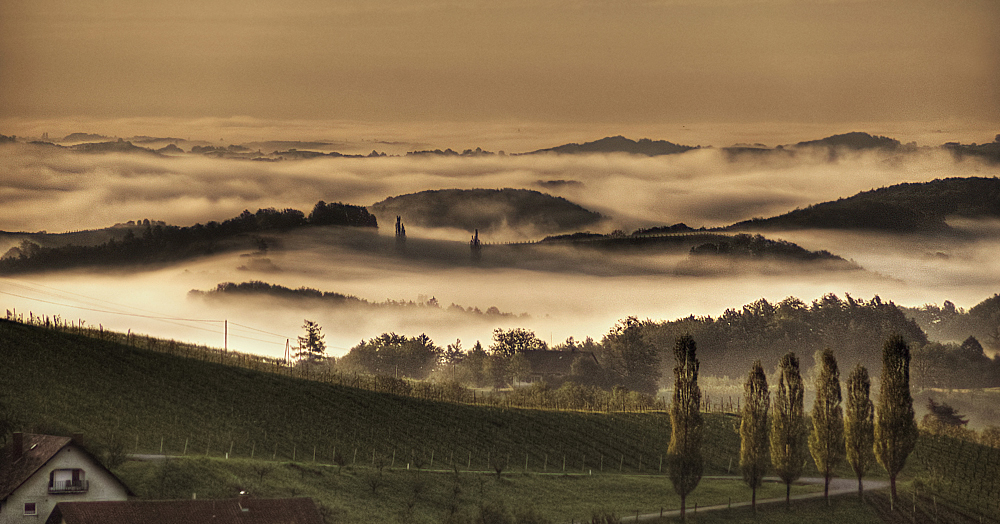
489 328 547 358
874 335 918 506
599 317 660 395
295 320 326 364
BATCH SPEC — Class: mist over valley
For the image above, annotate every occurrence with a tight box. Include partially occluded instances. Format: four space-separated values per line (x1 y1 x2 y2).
2 131 1000 365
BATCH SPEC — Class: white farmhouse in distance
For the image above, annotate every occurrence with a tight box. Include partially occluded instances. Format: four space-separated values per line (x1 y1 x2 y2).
0 433 131 524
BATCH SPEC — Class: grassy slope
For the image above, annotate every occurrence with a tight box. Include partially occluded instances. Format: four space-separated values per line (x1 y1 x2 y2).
116 458 822 523
2 319 997 522
0 319 714 473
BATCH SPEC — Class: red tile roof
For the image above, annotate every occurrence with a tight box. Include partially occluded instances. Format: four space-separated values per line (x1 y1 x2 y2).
0 433 72 500
0 433 133 501
47 498 325 524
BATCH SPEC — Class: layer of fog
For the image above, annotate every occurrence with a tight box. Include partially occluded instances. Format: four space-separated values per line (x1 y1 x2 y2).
3 222 999 359
2 142 999 359
1 142 996 239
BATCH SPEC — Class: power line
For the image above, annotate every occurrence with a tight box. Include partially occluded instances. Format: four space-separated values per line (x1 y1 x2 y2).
0 290 224 323
0 281 344 350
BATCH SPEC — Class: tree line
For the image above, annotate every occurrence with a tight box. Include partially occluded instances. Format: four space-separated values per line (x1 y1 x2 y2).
294 293 998 400
190 281 526 320
671 333 919 521
0 201 377 273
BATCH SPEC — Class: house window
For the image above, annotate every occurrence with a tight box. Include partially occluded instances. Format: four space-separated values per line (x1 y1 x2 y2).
49 469 88 493
23 502 37 516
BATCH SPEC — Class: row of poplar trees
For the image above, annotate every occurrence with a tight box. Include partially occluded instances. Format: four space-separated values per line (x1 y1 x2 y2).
666 334 919 521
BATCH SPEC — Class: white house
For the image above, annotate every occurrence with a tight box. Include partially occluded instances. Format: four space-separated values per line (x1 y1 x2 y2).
0 433 132 524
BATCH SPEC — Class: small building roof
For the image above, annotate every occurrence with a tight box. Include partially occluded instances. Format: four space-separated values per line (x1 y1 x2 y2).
47 498 325 524
520 350 599 376
1 433 70 500
0 433 133 501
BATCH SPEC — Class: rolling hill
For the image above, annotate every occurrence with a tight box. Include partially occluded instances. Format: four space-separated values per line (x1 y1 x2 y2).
728 177 1000 233
369 188 603 235
792 131 902 150
0 318 717 477
2 318 999 522
525 136 696 156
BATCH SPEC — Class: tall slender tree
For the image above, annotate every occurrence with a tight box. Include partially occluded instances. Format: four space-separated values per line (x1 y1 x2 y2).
740 360 770 512
808 348 845 503
770 352 807 507
874 334 918 505
844 363 875 499
668 334 703 522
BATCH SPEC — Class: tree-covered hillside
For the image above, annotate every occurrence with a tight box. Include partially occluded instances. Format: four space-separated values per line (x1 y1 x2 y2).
0 202 376 274
642 294 927 379
728 177 1000 233
902 294 1000 349
370 188 603 235
793 132 901 150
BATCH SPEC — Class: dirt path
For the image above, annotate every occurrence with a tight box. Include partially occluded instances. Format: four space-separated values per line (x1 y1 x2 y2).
618 476 890 522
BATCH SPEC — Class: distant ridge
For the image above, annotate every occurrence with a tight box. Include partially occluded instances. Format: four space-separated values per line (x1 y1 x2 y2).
728 177 1000 233
70 139 160 155
793 131 901 150
61 132 111 142
525 136 696 156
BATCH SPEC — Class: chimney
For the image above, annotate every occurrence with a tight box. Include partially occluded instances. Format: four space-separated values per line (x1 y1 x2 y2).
11 432 24 461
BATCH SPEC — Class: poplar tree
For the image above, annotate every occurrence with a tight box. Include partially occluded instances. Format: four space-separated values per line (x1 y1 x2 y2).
740 360 770 512
844 363 875 499
770 352 806 507
808 348 845 503
874 334 918 505
668 334 703 522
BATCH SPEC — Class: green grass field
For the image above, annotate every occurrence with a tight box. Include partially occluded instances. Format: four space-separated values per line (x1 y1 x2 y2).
115 457 822 524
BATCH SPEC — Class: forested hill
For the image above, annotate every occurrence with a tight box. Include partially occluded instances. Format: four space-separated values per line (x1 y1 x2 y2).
370 188 603 234
642 294 928 379
793 131 902 150
525 136 696 156
189 281 526 319
0 201 376 274
728 177 1000 233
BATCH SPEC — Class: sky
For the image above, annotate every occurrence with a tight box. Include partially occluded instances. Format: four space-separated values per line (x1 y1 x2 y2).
2 0 1000 361
1 0 998 145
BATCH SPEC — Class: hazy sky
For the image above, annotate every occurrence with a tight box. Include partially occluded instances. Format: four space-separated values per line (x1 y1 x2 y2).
2 0 997 137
